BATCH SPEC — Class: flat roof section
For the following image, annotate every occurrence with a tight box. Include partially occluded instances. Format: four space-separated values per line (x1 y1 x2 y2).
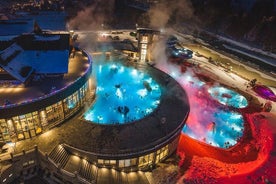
0 19 34 36
0 51 90 109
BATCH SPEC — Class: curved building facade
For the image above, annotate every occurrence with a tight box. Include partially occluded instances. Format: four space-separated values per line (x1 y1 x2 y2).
0 51 93 142
47 60 190 172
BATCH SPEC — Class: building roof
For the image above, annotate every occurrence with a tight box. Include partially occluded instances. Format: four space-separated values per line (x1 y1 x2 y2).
0 33 69 82
137 27 160 34
14 50 69 74
14 11 67 31
0 19 34 36
0 43 33 82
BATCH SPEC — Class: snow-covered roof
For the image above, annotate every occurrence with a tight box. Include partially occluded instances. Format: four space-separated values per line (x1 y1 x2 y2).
0 39 69 82
15 50 69 74
14 11 67 31
0 43 33 82
0 19 34 36
0 35 18 41
34 35 60 41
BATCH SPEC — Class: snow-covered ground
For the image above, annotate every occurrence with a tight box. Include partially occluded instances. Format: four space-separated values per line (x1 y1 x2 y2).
150 31 276 183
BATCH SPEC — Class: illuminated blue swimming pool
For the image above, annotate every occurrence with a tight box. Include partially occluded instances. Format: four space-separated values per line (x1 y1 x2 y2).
182 109 244 149
84 61 162 124
208 86 248 108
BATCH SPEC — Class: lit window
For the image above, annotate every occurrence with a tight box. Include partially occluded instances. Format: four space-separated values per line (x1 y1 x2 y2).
98 159 104 164
142 36 148 43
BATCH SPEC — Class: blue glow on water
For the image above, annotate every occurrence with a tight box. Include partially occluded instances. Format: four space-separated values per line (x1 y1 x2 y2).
208 86 248 108
84 62 162 124
182 109 244 149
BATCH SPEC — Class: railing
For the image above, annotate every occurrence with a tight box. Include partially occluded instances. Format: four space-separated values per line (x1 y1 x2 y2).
0 145 96 184
60 168 75 178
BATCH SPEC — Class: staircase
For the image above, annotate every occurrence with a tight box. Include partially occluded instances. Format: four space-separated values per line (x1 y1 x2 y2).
78 159 97 183
49 145 70 168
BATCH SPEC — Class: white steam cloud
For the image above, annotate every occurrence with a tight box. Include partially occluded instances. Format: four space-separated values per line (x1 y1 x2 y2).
68 0 115 30
147 0 194 28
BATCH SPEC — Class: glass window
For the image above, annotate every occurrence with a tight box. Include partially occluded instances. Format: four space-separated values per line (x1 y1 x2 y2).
155 145 169 163
119 160 124 168
110 160 116 165
142 36 148 43
141 44 147 49
138 153 154 167
39 110 48 127
13 117 22 131
7 119 15 133
98 159 104 164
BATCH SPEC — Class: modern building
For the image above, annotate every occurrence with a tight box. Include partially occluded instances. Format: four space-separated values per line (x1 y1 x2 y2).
136 28 160 63
0 23 189 183
0 55 189 183
0 19 93 142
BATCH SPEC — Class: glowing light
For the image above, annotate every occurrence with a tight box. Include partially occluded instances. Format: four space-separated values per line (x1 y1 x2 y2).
208 86 248 108
97 116 103 121
131 69 138 76
99 65 102 73
119 66 124 73
137 89 147 97
145 108 152 113
110 64 117 69
145 78 152 83
231 124 242 132
152 100 160 106
116 88 123 99
170 71 177 78
97 86 104 92
68 102 75 109
84 62 161 124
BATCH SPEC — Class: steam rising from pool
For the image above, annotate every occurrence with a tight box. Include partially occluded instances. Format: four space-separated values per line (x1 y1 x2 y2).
155 59 246 149
84 61 161 124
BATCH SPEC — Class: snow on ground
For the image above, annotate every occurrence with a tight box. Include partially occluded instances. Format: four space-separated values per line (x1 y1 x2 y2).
223 44 276 68
154 43 276 183
77 30 276 183
215 34 276 60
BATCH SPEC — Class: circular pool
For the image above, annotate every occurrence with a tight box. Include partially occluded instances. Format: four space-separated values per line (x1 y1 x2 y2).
208 86 248 108
182 109 244 149
84 61 162 124
76 55 189 172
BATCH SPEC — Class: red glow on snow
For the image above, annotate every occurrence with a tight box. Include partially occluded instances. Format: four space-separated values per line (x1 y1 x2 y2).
156 58 276 183
177 112 275 183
